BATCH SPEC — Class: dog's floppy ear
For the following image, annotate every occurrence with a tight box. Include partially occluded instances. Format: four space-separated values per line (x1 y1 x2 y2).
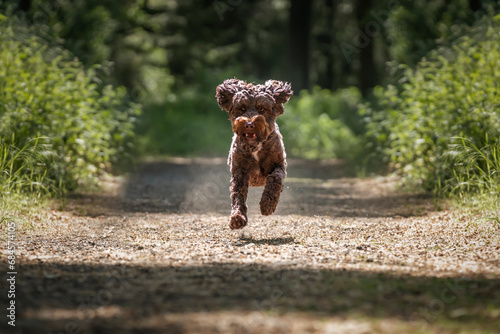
216 78 244 112
265 80 293 115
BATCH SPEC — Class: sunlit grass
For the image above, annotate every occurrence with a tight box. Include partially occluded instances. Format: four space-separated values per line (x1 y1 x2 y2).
0 136 59 227
445 136 500 227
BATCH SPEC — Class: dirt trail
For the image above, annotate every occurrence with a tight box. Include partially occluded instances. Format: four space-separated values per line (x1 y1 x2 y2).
2 158 499 334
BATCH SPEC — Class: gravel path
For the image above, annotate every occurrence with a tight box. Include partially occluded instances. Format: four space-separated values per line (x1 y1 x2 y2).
1 158 499 333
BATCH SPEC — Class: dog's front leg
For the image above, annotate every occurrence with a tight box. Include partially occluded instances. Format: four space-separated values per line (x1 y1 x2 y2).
229 168 249 229
260 165 286 215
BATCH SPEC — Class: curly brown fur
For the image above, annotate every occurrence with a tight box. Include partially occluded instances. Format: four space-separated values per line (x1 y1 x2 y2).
216 78 293 229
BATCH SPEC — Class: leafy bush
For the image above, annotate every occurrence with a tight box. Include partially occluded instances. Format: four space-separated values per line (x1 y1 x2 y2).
279 87 364 161
362 14 500 190
0 17 140 190
137 88 232 157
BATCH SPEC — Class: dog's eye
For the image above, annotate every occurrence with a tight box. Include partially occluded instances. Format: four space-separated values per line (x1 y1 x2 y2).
259 107 265 113
241 107 246 111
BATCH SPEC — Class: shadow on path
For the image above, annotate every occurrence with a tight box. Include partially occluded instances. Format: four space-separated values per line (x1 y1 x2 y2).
8 262 499 333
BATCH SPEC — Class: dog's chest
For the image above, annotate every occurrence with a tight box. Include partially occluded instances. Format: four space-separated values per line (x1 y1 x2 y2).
251 143 263 162
248 144 268 187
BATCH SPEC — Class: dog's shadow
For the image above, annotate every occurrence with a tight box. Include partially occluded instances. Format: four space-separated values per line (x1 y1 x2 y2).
234 236 297 246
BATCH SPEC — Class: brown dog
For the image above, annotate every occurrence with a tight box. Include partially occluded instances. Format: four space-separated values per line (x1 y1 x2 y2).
216 78 293 229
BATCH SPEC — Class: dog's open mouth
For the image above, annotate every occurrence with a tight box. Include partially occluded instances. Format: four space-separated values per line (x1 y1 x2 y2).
243 132 257 140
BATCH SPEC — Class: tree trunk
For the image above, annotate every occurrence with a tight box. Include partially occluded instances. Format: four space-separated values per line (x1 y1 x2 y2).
288 0 312 92
324 0 337 90
19 0 31 11
468 0 481 11
356 0 376 96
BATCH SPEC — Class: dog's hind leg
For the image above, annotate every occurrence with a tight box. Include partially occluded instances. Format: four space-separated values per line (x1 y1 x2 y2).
260 165 286 216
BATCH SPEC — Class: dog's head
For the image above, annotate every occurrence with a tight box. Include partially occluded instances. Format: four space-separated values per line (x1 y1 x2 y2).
216 78 293 143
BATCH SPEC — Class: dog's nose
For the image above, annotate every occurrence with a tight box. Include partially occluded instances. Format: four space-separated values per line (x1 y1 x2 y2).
245 122 255 129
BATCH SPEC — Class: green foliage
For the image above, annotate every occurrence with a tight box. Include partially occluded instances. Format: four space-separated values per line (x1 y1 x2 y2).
0 136 54 197
363 14 500 190
0 136 57 218
446 136 500 223
0 18 140 190
136 70 244 157
385 0 474 67
448 136 500 195
279 87 364 161
137 89 232 157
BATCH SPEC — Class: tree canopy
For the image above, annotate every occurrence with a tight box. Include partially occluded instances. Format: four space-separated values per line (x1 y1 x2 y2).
6 0 493 95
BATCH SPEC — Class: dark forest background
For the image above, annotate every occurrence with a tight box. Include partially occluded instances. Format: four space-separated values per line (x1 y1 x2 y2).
1 0 500 202
11 0 485 92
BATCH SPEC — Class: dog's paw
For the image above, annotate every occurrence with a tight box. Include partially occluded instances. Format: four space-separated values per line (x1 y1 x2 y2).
230 213 247 229
260 195 278 216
